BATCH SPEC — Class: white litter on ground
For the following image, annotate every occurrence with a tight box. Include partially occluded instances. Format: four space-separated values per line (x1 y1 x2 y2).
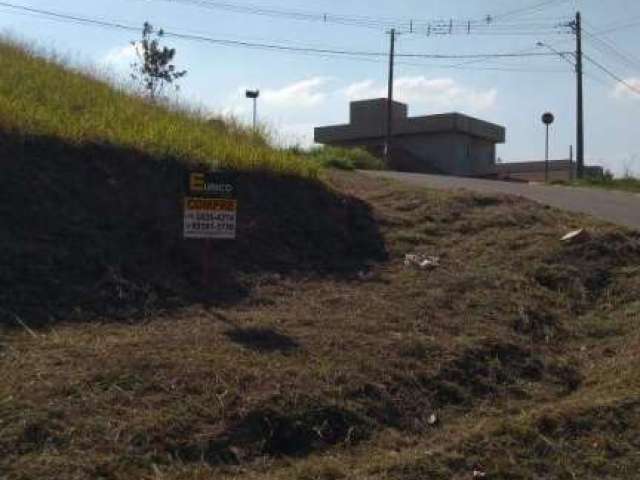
404 254 440 270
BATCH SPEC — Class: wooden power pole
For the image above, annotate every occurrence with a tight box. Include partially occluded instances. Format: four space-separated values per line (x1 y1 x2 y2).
574 11 585 179
385 28 396 165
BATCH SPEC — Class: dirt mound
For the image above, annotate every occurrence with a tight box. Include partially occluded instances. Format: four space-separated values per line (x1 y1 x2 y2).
387 400 640 480
145 341 583 468
534 230 640 310
0 133 387 327
430 341 581 406
349 341 581 433
168 405 371 465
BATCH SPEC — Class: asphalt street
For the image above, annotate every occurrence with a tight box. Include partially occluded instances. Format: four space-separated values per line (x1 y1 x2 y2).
365 171 640 230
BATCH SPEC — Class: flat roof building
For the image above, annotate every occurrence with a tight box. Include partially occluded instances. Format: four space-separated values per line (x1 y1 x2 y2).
314 98 507 177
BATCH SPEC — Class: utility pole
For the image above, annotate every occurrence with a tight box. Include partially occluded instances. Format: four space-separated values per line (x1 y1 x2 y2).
539 12 584 178
574 11 585 178
385 28 396 165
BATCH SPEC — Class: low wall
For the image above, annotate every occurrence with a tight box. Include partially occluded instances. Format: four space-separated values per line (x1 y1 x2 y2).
495 160 574 182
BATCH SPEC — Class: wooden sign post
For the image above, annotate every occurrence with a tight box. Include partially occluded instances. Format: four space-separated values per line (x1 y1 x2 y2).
184 172 237 287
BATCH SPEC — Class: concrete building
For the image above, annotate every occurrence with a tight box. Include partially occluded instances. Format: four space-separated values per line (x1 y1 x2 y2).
315 98 603 181
314 98 506 176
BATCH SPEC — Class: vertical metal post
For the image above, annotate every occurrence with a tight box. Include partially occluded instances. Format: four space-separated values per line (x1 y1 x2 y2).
246 89 259 131
252 97 257 131
575 11 585 179
545 124 550 182
569 145 574 181
385 28 396 164
202 238 212 288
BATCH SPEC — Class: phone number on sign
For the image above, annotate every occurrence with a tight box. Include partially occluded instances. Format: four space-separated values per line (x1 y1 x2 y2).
186 221 235 231
185 212 236 222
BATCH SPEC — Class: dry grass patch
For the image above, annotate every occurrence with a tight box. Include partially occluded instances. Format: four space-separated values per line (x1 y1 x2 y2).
1 172 639 479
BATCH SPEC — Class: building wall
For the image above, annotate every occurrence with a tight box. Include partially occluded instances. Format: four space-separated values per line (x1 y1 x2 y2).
314 99 506 176
398 133 460 174
491 162 602 183
468 138 496 175
495 161 574 182
500 168 572 183
315 130 501 177
397 133 497 176
350 99 407 128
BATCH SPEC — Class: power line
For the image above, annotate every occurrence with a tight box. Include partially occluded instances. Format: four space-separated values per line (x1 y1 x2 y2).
0 2 571 61
397 52 564 59
488 0 571 22
591 15 640 35
143 0 570 36
583 68 616 88
350 50 567 72
583 53 640 96
151 0 392 30
583 29 640 73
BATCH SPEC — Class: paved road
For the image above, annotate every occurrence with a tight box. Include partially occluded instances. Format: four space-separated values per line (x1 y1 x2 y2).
365 171 640 230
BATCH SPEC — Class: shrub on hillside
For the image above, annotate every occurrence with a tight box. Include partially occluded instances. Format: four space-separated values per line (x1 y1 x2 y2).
306 146 386 171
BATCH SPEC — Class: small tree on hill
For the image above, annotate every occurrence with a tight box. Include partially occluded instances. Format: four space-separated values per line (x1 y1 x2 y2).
131 22 187 100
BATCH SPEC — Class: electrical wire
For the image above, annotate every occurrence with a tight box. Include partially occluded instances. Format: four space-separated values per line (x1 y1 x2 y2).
583 29 640 73
140 0 570 37
583 53 640 96
0 1 572 61
488 0 572 22
155 0 391 30
591 15 640 35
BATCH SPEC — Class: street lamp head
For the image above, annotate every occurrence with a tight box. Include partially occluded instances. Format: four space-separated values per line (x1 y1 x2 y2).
245 89 260 99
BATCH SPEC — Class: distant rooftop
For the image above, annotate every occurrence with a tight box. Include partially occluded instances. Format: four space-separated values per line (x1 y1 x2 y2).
315 98 506 145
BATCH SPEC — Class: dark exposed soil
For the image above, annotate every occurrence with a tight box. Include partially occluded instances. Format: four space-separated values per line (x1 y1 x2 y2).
0 133 387 327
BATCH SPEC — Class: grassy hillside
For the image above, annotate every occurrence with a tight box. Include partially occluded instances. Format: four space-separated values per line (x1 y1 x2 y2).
0 41 384 326
0 40 315 176
1 41 639 480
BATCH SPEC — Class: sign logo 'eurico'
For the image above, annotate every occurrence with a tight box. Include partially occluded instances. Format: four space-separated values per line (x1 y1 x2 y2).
189 173 235 197
184 171 238 240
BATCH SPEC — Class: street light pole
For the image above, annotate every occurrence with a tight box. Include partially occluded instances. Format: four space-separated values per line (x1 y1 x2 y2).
245 89 260 130
252 97 257 129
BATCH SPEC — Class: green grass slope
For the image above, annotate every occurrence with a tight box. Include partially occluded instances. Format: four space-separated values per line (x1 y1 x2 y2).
0 41 315 176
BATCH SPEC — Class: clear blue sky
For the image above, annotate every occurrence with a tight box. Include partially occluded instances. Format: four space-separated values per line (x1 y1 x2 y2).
1 0 639 174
